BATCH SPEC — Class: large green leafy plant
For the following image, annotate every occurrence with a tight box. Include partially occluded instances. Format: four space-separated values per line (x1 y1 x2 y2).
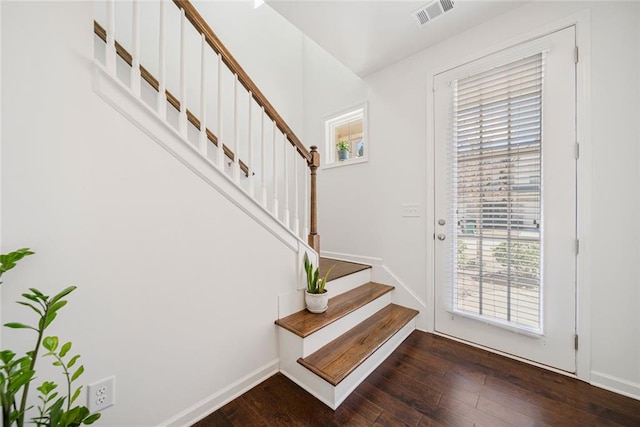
0 248 100 427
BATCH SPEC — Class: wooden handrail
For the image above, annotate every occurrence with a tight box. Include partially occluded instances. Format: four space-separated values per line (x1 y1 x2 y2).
93 21 252 177
173 0 311 163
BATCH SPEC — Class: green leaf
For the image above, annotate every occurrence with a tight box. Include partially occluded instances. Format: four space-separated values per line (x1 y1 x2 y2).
0 248 34 274
37 380 58 395
60 342 72 358
49 286 76 306
49 300 68 315
4 322 37 331
52 361 63 367
7 369 34 393
17 301 43 316
71 385 82 404
42 310 58 329
0 350 16 364
71 365 84 382
43 336 59 352
83 413 101 424
67 354 81 368
29 288 47 298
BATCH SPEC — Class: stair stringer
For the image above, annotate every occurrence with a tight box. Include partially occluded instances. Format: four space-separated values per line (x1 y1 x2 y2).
279 317 416 410
92 60 306 253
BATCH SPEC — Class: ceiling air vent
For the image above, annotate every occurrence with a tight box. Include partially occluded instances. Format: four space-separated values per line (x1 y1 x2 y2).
413 0 455 28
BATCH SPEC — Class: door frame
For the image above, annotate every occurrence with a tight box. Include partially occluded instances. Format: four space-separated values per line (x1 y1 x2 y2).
424 9 592 382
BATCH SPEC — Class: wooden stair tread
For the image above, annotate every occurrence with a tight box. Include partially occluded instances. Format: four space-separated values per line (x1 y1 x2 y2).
320 257 371 282
275 282 394 338
297 304 419 386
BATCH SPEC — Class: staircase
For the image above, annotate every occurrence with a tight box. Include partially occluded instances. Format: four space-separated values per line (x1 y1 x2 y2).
276 258 418 409
94 0 421 413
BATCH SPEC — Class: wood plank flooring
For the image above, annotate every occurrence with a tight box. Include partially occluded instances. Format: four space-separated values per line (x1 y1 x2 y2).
275 282 394 338
194 331 640 426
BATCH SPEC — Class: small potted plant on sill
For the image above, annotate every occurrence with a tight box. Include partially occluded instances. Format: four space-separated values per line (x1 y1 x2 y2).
336 140 350 161
303 253 333 313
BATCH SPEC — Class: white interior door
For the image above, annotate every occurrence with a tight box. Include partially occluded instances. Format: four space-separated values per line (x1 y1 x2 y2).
433 27 577 372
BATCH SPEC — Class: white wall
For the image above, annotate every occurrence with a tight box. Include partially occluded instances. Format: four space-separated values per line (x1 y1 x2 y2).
1 1 304 425
315 1 640 395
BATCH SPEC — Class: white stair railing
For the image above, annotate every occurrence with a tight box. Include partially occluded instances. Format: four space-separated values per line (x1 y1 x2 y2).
93 0 321 252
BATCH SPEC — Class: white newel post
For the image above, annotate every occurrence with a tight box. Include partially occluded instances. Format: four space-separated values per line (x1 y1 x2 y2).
130 0 141 97
198 33 207 155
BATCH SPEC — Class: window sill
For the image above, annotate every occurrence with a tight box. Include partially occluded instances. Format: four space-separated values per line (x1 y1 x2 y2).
322 157 368 170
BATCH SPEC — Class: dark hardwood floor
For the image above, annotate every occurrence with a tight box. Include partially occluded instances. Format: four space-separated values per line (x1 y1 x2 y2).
194 331 640 426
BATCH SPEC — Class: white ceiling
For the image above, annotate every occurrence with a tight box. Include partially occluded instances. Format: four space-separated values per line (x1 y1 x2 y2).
266 0 529 77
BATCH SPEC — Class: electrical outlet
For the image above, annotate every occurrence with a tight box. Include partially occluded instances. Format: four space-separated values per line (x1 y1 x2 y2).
402 203 421 217
88 376 115 412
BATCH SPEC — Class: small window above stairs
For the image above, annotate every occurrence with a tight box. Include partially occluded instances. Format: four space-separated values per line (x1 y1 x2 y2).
275 258 419 409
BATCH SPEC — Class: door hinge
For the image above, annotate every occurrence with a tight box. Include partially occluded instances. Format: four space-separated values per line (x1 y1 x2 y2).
576 239 580 255
574 46 579 64
574 334 579 350
575 142 580 159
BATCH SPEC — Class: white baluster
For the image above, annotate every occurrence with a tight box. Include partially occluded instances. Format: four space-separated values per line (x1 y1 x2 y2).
303 161 309 239
294 151 300 237
106 0 116 74
248 92 254 197
157 0 166 118
272 121 278 218
198 33 207 155
232 74 240 183
130 0 141 96
261 108 267 208
216 53 224 169
283 134 290 228
178 8 188 137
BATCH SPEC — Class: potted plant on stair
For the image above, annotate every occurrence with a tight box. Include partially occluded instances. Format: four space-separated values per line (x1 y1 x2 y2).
336 140 350 161
303 253 333 313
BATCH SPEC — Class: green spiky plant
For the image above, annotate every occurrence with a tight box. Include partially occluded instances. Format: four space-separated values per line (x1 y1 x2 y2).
303 252 333 294
0 248 100 427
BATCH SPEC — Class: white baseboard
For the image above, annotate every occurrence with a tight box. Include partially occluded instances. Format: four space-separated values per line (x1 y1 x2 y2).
591 371 640 401
320 250 383 266
159 359 279 427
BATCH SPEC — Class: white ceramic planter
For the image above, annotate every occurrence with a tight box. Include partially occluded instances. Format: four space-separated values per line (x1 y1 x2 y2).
305 290 329 313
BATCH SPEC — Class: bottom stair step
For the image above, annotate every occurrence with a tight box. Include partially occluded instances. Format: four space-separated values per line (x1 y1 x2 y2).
297 304 419 386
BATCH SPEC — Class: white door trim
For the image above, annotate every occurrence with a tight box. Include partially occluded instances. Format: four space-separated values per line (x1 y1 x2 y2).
425 9 592 382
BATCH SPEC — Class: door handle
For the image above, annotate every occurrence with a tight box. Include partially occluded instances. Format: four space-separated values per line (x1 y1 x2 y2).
437 233 446 241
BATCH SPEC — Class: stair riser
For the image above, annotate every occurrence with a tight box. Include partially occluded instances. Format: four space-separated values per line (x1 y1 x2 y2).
325 269 371 297
281 317 416 410
302 293 392 357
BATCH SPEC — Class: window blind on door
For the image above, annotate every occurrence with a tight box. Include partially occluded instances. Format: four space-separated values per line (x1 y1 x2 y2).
451 53 544 332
